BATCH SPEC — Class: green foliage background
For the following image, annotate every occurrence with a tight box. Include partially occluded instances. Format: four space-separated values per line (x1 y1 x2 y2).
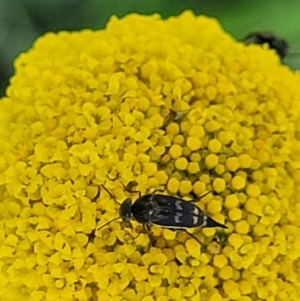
0 0 299 97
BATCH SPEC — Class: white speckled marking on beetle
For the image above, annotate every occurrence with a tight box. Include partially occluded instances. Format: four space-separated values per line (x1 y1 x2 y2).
174 211 183 223
175 201 183 211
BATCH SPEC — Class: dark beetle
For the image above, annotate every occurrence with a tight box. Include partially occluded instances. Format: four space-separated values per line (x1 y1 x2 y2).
98 184 227 245
243 31 289 60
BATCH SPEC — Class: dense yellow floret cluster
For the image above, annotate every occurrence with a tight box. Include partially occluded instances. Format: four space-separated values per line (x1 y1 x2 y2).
1 11 300 301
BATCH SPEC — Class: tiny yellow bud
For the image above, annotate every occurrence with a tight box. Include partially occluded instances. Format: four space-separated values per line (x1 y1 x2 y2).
208 139 222 153
235 220 250 234
224 194 239 209
169 144 182 159
187 162 200 174
228 233 244 249
166 122 180 135
190 152 201 162
187 137 202 151
238 154 253 168
167 178 180 194
189 125 205 138
245 198 262 216
247 214 259 225
212 178 226 193
246 184 261 197
200 174 211 184
219 265 233 280
231 175 246 190
228 208 242 221
238 281 252 295
193 181 207 196
173 134 185 145
213 254 228 268
214 164 225 175
179 180 193 195
226 157 240 172
154 170 169 185
207 200 222 214
253 223 266 236
205 154 219 169
175 157 189 170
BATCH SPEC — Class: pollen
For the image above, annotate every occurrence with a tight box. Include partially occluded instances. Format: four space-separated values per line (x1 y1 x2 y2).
1 10 300 301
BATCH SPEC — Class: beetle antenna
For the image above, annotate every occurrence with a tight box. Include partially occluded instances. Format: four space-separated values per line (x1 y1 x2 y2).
190 190 211 203
97 216 120 231
101 184 122 206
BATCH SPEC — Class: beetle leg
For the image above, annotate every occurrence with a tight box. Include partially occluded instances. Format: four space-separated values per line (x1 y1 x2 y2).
181 229 204 246
168 228 204 246
101 184 122 205
143 223 151 232
150 189 165 195
120 181 142 198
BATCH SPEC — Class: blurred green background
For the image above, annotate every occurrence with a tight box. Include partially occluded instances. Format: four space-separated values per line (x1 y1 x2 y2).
1 0 299 97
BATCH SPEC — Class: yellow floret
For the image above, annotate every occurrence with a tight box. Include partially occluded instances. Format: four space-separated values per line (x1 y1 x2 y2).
246 184 261 197
187 162 200 174
173 134 185 145
212 178 226 193
2 10 300 301
213 254 228 268
169 144 183 159
231 175 246 190
175 157 189 170
219 265 233 280
208 139 222 153
189 125 205 138
205 154 219 169
207 199 222 214
224 194 239 209
214 164 225 175
226 157 240 172
167 178 180 194
187 137 202 151
238 154 253 168
190 152 201 162
179 180 193 195
245 197 262 216
228 208 242 221
235 220 250 234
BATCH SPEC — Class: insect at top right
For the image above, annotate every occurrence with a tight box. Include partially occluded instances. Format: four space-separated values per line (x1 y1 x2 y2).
98 182 228 246
243 31 289 60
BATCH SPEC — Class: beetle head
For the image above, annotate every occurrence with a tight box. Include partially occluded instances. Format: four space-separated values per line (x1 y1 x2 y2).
120 198 132 223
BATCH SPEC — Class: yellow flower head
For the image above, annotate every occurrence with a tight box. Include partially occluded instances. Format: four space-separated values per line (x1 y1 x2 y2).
1 11 300 301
